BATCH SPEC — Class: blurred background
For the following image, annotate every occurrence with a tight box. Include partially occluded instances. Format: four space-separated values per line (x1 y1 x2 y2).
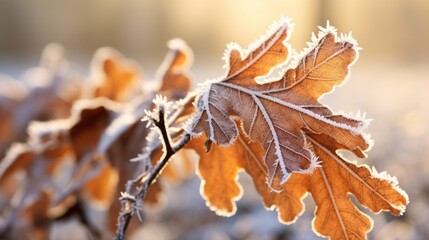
1 0 428 239
1 0 428 76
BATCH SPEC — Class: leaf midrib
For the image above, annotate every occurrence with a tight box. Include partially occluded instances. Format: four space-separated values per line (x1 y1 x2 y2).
216 81 361 135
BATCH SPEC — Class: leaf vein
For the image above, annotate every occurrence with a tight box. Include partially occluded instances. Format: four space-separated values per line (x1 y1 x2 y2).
225 25 288 81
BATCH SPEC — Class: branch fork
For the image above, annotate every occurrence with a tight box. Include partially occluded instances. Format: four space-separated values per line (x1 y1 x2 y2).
114 100 190 240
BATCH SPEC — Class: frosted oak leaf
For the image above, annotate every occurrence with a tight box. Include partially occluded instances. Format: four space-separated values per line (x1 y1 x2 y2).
190 18 372 189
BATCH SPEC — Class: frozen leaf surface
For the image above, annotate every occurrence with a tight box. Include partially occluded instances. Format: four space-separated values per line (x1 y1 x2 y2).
187 18 408 239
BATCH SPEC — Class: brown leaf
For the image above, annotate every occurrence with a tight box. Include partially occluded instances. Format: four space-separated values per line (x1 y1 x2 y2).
191 19 370 190
186 19 407 238
17 191 51 240
82 162 119 209
0 141 76 239
186 135 243 216
69 100 119 160
0 76 27 152
88 48 143 101
306 134 408 239
157 39 193 99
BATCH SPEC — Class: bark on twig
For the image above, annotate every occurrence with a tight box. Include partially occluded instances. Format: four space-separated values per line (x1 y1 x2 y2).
114 106 190 240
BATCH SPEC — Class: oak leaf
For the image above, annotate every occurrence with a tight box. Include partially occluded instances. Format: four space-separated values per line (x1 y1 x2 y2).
190 19 370 190
187 18 408 239
186 134 243 216
157 39 193 100
87 48 143 101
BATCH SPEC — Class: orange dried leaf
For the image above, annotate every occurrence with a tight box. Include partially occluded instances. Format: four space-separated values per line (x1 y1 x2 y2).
186 135 243 216
82 162 119 209
157 39 193 99
306 134 408 239
88 48 142 101
188 18 408 240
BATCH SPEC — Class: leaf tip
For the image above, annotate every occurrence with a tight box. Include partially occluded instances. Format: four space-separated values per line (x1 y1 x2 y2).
221 16 293 77
167 38 194 72
371 166 410 214
196 170 243 218
318 20 337 36
167 38 191 53
363 132 375 152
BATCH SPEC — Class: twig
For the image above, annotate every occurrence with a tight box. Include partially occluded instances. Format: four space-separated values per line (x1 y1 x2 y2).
114 106 190 240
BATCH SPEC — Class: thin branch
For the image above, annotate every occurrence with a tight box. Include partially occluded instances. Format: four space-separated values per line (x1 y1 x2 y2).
114 106 191 240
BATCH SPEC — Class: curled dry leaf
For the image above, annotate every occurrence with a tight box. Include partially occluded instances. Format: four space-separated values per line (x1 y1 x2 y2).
190 18 373 190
